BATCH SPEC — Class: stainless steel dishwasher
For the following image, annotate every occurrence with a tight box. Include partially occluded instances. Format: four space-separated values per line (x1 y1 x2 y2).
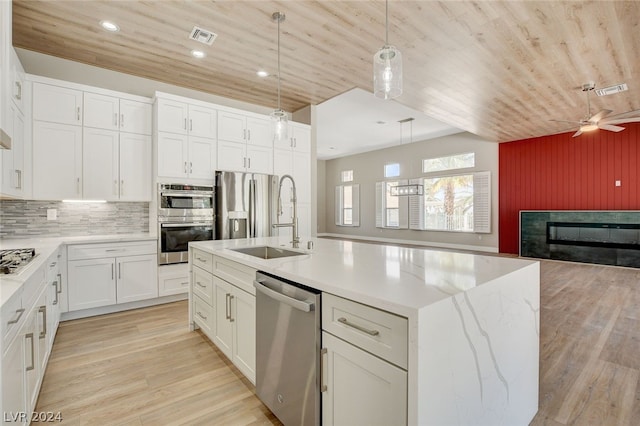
254 271 321 426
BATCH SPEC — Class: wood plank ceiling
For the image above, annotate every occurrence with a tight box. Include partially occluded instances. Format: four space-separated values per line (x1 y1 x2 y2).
12 0 640 143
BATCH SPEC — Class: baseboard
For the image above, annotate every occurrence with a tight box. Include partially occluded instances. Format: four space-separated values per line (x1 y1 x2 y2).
316 233 499 253
60 293 188 321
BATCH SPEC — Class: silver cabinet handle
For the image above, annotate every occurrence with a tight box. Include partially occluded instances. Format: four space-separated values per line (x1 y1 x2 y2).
189 162 192 174
106 249 123 252
26 333 35 371
76 177 81 194
118 263 122 279
8 308 25 325
49 261 57 268
114 113 118 126
225 293 230 320
184 162 187 173
57 273 62 294
243 129 246 140
15 81 22 100
39 306 47 339
247 129 251 140
181 281 189 286
77 106 81 121
229 294 234 322
111 264 114 280
184 118 187 130
337 317 380 336
196 311 207 320
196 256 207 262
320 347 328 392
114 179 118 196
189 119 193 131
120 113 124 128
247 158 251 169
15 169 22 190
196 281 206 288
52 281 59 305
290 137 294 148
243 157 246 168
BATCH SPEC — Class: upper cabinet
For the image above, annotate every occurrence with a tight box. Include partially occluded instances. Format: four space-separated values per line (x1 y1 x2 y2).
218 111 272 148
33 83 83 126
273 122 311 153
84 92 152 135
217 110 273 174
157 98 216 138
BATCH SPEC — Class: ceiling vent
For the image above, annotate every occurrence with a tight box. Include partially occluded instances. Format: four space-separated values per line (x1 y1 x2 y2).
595 83 628 97
189 26 217 45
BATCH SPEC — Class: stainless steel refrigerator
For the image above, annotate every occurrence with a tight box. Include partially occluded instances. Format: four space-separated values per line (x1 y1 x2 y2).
214 171 279 240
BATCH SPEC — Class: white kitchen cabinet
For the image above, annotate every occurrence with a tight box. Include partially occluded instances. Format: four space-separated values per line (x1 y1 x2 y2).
9 48 26 114
47 251 63 349
157 132 216 180
67 241 158 311
190 250 257 383
158 263 190 297
321 331 407 426
217 140 272 174
273 141 311 237
83 128 151 201
2 329 26 426
0 0 11 147
273 122 311 153
33 82 83 126
157 98 216 138
1 102 25 198
34 290 48 402
84 92 152 135
217 110 273 174
32 121 83 200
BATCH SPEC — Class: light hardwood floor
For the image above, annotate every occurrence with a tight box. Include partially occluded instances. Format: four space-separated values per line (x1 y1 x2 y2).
36 259 640 425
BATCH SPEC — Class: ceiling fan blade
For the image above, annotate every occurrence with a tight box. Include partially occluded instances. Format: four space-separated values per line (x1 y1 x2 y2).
604 108 640 119
572 129 583 138
589 109 612 122
599 116 640 125
598 124 625 132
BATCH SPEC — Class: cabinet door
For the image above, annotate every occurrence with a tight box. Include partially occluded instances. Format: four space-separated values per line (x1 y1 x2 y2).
10 48 26 114
218 111 246 143
188 104 217 138
188 137 217 180
33 121 83 200
232 288 256 383
35 291 48 382
33 82 83 125
322 332 407 426
83 127 119 201
2 332 27 426
116 254 158 304
24 310 39 414
157 132 189 179
48 271 61 349
120 99 152 135
291 124 311 153
217 140 246 172
83 92 119 130
213 277 233 359
119 133 151 201
246 144 273 174
68 258 117 311
157 98 188 134
246 116 272 148
1 103 24 197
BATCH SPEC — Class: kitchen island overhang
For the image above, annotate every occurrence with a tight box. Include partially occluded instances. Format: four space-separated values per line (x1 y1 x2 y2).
189 237 540 425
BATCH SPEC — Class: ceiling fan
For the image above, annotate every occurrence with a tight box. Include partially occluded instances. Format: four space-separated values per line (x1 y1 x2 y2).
550 82 640 137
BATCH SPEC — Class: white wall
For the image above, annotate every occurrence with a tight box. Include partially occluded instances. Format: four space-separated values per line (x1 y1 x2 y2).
322 132 499 252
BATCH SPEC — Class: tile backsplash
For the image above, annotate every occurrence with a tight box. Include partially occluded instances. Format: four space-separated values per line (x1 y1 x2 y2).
0 200 149 239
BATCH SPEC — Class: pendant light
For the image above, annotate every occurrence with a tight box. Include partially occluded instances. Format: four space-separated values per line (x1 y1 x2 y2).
271 12 288 142
373 0 402 99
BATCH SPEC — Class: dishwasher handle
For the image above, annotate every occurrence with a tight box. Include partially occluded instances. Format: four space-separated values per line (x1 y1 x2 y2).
254 279 314 312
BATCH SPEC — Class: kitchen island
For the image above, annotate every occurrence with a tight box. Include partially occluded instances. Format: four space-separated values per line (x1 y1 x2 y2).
189 236 540 425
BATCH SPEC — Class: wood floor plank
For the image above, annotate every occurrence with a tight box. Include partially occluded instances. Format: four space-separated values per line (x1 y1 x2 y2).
36 256 640 425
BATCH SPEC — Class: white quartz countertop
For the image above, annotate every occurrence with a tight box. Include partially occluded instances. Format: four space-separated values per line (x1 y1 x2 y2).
0 234 156 306
190 237 538 316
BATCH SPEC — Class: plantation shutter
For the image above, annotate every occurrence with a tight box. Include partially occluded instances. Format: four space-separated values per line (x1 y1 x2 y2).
375 182 384 228
473 171 491 233
408 178 425 230
335 186 343 225
351 184 360 226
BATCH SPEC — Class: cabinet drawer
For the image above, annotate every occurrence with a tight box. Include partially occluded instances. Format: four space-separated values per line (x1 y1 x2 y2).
158 263 190 297
322 293 408 369
192 266 214 306
68 240 156 260
193 294 214 339
192 249 213 272
212 255 256 295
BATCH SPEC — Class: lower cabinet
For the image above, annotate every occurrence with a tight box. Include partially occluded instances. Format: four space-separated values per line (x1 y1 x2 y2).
158 263 190 297
67 241 158 311
190 249 256 384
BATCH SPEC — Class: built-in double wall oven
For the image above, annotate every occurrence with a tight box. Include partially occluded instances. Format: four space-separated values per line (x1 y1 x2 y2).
158 183 215 265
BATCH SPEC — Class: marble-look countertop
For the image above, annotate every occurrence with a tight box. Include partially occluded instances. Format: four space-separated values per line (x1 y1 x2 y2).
190 236 538 317
0 233 156 306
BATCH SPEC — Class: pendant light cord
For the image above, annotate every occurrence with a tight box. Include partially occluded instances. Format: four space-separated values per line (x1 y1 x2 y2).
385 0 389 46
277 14 282 110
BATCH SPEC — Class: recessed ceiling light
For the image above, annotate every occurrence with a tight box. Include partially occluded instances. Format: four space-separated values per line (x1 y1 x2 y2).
100 20 120 32
191 50 206 59
256 70 269 78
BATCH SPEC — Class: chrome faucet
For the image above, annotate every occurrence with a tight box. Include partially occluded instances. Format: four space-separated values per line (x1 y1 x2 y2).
272 174 300 248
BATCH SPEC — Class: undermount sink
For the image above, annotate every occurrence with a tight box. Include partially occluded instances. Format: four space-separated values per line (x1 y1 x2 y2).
230 246 306 260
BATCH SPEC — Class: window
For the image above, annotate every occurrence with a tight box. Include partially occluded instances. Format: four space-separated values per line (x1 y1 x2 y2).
409 172 490 233
422 152 474 173
375 180 408 229
335 184 360 226
341 170 353 182
384 163 400 178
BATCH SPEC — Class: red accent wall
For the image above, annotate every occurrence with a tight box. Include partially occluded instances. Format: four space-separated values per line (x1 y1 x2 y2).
499 122 640 254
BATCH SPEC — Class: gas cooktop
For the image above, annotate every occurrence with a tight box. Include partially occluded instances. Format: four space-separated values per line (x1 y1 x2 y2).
0 248 37 275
